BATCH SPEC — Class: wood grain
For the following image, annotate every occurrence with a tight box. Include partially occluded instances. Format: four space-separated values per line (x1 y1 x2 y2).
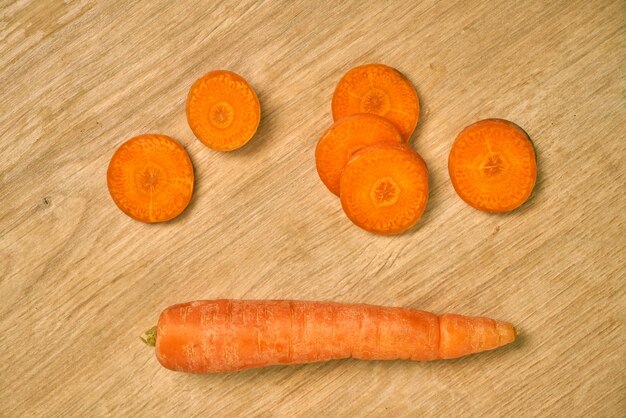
1 0 624 416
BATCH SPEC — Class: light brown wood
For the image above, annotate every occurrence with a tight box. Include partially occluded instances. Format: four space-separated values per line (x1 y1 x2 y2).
1 0 624 416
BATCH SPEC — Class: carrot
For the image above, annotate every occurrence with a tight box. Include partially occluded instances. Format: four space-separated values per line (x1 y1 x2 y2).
315 114 403 196
143 300 516 374
186 70 261 151
331 64 419 141
107 134 194 223
340 143 428 234
448 119 537 213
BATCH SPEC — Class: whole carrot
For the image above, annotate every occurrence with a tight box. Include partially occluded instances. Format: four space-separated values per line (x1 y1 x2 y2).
143 300 516 374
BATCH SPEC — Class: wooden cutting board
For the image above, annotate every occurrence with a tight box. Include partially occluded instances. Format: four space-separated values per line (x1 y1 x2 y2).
1 0 624 416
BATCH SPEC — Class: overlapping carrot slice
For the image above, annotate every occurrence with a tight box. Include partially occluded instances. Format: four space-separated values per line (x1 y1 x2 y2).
332 64 419 141
316 114 403 196
340 143 429 234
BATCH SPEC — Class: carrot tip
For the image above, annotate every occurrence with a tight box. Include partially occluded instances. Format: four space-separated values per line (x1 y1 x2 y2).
140 326 157 347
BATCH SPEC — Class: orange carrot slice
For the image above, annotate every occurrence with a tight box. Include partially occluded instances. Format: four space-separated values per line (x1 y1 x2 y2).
107 134 194 223
315 114 403 196
340 143 429 234
448 119 537 213
332 64 419 141
186 70 261 151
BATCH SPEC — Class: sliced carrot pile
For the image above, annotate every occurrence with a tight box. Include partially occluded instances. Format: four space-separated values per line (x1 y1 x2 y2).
315 114 403 196
448 119 536 213
340 143 429 234
186 70 261 151
314 64 428 234
332 64 419 141
107 134 194 223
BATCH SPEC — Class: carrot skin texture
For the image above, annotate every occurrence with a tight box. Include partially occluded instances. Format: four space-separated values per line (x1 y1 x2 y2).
439 314 516 359
154 300 516 373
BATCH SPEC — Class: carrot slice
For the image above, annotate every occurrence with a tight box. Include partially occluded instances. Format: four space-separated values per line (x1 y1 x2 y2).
448 119 536 213
315 114 403 196
107 134 194 223
331 64 419 141
186 70 261 151
340 143 429 234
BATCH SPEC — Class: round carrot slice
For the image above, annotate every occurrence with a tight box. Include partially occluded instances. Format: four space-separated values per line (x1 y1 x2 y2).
448 119 536 213
107 134 194 223
186 70 261 151
340 143 429 234
316 114 403 196
331 64 419 141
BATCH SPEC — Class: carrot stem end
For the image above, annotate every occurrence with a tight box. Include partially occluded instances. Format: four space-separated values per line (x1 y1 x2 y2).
140 326 157 347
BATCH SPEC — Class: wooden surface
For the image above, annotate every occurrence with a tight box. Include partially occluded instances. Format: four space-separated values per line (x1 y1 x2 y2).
1 0 624 416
